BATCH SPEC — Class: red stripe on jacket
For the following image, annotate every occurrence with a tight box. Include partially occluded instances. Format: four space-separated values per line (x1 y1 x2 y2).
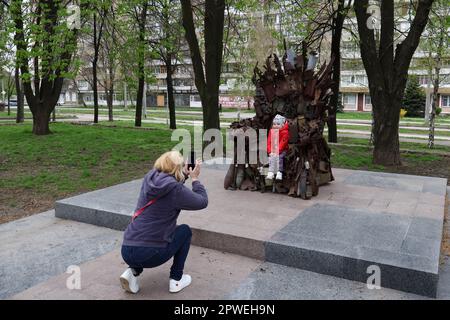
267 122 289 154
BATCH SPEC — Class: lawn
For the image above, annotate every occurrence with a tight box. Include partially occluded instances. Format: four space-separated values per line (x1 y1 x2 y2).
336 124 450 137
0 122 177 223
1 121 449 224
329 144 450 181
337 111 450 124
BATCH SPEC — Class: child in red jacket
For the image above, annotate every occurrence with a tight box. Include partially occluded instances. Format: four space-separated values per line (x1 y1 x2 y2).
267 114 289 180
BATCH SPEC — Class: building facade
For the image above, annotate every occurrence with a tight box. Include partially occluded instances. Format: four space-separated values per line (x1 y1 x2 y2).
58 3 449 115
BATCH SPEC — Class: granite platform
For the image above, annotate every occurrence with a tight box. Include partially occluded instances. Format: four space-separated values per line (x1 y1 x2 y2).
54 163 447 297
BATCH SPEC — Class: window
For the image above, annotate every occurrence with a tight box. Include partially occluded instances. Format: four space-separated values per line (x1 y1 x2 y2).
342 93 357 111
442 95 450 107
343 93 356 105
341 75 354 85
418 76 430 85
365 95 372 105
191 95 201 102
342 41 357 51
355 75 367 85
77 80 88 90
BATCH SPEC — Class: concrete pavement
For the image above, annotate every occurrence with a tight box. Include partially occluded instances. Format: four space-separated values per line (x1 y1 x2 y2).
54 166 447 297
3 184 450 300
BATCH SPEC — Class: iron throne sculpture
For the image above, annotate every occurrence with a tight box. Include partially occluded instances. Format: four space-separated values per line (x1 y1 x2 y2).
224 46 335 200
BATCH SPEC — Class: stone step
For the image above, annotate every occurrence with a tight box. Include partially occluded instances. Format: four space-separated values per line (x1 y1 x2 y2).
11 246 261 300
55 166 448 297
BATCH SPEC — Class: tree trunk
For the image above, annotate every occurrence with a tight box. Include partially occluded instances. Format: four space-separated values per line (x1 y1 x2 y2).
354 0 433 166
371 92 401 165
135 77 144 127
93 14 99 124
428 66 440 149
32 105 51 135
328 0 347 143
15 67 24 123
203 0 225 131
107 87 114 122
7 97 10 115
135 3 148 127
181 0 225 131
166 56 176 129
93 58 99 123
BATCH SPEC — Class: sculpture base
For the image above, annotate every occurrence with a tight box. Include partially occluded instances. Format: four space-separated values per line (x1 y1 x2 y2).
55 163 447 297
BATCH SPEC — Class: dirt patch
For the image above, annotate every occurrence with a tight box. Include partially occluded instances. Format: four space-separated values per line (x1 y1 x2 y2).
0 189 55 224
380 156 450 185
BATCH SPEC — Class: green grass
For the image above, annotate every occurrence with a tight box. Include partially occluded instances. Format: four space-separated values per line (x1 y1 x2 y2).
1 120 449 221
329 143 449 180
337 124 450 137
334 136 450 153
337 111 450 124
0 123 178 216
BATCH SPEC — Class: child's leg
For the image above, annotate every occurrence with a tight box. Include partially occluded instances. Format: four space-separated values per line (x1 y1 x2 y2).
268 154 277 173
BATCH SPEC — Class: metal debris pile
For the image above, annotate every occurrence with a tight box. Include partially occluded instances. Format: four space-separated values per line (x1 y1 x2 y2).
224 48 334 199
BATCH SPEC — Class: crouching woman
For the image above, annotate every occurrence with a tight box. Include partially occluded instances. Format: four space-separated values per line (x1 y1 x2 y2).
119 150 208 294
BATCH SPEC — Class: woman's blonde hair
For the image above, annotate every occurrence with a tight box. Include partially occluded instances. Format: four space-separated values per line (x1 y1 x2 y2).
154 150 185 182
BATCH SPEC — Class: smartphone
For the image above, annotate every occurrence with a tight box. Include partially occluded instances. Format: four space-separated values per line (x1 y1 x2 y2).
188 151 196 170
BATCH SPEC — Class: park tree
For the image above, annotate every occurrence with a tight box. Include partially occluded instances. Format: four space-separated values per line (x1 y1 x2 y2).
354 0 435 165
328 0 351 143
220 1 274 113
134 1 149 127
402 75 426 117
88 1 109 123
97 3 119 122
0 8 14 116
0 1 23 122
180 0 225 130
148 0 186 129
117 0 151 127
419 0 450 148
269 0 351 143
10 0 86 135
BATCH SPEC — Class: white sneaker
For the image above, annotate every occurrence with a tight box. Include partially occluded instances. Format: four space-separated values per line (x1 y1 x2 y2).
276 171 283 180
169 274 192 293
120 268 139 294
266 172 274 180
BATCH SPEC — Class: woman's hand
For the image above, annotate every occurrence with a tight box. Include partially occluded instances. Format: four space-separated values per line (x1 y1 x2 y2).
183 160 190 178
188 159 202 181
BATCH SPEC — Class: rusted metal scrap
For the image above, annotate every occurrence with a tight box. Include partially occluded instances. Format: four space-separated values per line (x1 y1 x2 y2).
226 48 334 200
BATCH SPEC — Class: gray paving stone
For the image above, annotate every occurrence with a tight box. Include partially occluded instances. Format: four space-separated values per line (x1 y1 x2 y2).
343 170 446 195
0 210 121 299
265 203 442 297
227 262 428 300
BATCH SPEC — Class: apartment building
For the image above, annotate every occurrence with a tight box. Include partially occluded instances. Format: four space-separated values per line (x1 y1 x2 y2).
57 2 449 115
340 8 450 114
